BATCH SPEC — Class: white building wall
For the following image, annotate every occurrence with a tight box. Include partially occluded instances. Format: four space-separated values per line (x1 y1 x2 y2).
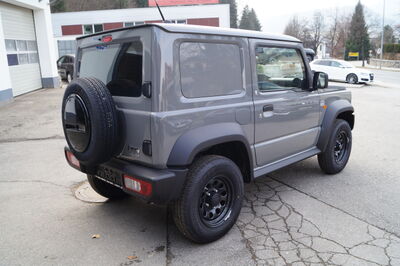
0 0 59 104
34 7 59 87
52 4 230 37
0 12 13 103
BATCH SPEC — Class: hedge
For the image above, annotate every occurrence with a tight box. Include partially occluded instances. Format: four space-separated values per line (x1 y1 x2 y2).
384 44 400 53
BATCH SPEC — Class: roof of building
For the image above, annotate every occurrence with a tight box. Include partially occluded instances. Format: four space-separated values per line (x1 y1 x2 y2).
78 23 301 43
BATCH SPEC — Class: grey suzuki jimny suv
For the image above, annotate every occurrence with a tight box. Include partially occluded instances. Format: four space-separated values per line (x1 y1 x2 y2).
62 24 354 243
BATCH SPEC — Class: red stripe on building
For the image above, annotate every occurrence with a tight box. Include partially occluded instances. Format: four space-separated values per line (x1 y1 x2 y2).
103 22 124 30
148 0 218 6
187 18 219 27
61 25 83 35
145 20 163 24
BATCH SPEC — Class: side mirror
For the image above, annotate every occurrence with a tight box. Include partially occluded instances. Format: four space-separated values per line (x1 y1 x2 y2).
313 71 328 89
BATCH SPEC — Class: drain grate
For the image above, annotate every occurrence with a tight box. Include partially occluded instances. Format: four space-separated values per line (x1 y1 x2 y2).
74 181 108 203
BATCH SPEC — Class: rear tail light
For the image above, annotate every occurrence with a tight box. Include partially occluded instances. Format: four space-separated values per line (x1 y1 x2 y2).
66 150 80 169
123 175 152 196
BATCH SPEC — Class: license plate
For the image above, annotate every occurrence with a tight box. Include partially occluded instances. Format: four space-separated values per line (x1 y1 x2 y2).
96 166 123 187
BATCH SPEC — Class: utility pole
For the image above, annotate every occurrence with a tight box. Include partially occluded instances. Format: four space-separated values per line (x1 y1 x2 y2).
380 0 385 69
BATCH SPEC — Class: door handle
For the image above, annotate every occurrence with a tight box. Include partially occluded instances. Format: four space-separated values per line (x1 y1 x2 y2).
263 104 274 112
262 104 274 118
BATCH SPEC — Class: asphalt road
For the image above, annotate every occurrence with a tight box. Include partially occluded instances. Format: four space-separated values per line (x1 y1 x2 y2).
270 83 400 236
370 68 400 86
1 78 400 265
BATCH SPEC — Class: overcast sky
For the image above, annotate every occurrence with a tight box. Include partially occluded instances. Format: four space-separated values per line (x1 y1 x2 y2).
236 0 400 33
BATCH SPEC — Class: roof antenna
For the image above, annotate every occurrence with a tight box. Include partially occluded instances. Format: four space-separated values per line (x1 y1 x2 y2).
154 0 166 22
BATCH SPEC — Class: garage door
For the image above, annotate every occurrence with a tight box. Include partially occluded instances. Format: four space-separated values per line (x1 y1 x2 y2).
0 2 42 96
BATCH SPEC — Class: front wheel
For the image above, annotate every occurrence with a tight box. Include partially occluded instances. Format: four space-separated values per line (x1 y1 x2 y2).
318 119 352 174
172 155 244 243
346 74 358 84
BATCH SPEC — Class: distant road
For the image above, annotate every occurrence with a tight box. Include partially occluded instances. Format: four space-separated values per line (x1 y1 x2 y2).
371 68 400 85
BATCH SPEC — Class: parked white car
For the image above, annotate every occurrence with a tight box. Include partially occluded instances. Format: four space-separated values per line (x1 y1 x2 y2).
310 59 374 84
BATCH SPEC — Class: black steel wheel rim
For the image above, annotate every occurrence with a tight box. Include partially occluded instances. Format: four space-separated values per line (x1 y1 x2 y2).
199 175 233 227
64 94 91 152
334 130 348 163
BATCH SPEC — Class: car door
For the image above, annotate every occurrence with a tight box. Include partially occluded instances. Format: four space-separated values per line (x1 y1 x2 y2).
57 56 64 70
64 56 74 76
251 40 321 166
329 61 343 80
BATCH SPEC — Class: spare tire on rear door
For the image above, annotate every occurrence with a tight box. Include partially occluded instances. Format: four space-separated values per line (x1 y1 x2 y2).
62 77 120 165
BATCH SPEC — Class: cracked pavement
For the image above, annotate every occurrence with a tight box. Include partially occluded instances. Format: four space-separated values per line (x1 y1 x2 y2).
1 83 400 265
237 178 400 265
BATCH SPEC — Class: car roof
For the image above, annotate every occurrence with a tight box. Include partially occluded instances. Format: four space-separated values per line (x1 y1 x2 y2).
78 23 301 43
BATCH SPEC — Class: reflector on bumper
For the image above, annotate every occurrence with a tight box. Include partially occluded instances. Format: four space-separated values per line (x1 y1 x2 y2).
66 150 80 169
123 175 152 196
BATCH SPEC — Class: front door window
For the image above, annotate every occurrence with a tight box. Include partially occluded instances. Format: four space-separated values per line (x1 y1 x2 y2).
256 47 307 91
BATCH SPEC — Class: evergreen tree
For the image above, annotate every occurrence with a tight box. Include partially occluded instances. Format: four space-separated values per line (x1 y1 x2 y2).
345 1 370 64
383 25 395 44
50 0 66 13
135 0 148 7
239 6 262 31
220 0 238 28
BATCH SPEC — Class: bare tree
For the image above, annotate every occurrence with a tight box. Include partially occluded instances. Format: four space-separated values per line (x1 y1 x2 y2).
309 11 324 52
325 8 339 57
284 13 325 52
284 16 311 45
284 16 303 39
325 9 351 58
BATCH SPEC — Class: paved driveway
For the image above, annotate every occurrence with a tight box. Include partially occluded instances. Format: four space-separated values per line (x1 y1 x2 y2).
0 84 399 265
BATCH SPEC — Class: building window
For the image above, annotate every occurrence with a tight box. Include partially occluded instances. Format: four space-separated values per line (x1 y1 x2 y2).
83 24 104 34
83 24 93 34
16 40 28 51
166 19 187 24
4 39 39 66
5 40 17 52
124 21 145 27
58 40 77 57
94 24 103 33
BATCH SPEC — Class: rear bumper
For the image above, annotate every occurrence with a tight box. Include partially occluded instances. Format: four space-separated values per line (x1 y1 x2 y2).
64 147 187 204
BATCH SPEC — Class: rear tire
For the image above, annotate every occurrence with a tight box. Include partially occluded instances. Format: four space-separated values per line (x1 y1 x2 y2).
318 119 352 174
172 155 244 243
87 175 127 199
346 74 358 84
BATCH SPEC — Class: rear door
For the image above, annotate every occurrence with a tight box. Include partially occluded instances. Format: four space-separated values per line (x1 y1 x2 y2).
76 27 153 164
250 39 320 166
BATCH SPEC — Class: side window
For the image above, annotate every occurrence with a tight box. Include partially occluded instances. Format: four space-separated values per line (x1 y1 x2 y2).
331 61 341 68
179 42 243 98
256 47 306 91
57 56 65 64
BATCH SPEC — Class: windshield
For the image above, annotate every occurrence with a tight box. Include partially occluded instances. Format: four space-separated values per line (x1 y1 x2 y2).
78 41 143 97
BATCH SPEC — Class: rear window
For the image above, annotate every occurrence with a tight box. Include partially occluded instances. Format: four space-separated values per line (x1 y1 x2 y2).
179 42 243 98
78 41 143 97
